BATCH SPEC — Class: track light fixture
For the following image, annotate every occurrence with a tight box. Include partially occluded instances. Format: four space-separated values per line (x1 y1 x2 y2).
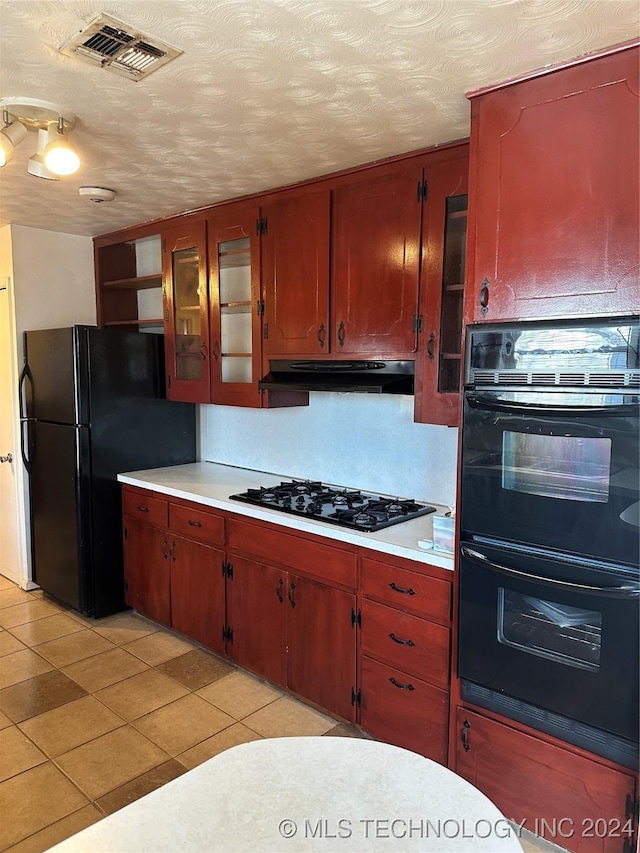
0 97 79 178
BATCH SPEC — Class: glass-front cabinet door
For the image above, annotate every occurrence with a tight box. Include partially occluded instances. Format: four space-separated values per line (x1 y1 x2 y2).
414 152 469 426
162 221 210 403
208 205 262 407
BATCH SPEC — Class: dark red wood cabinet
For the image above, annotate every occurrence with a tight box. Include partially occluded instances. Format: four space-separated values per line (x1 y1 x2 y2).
123 516 171 627
455 708 639 853
359 553 453 763
261 188 331 357
331 164 423 357
414 151 469 426
224 553 288 687
122 487 226 651
162 220 210 403
225 516 358 722
465 43 640 324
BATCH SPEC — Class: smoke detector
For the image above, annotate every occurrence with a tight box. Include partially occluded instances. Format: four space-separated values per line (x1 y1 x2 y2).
79 186 116 203
60 14 183 81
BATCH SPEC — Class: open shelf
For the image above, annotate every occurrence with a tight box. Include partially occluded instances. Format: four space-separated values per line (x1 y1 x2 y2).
102 274 162 290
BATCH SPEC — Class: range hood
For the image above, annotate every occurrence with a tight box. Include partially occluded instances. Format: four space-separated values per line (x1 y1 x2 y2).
259 360 415 394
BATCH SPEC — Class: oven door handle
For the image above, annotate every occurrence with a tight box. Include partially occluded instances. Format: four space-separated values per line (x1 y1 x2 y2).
461 545 640 598
465 394 637 418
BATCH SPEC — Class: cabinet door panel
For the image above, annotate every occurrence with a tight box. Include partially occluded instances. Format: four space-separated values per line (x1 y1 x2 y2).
123 518 170 626
262 190 331 356
455 708 638 853
170 535 225 654
287 576 357 722
225 554 287 687
162 222 210 402
208 206 262 408
360 656 448 764
361 599 450 687
415 155 468 426
332 167 422 355
467 47 639 323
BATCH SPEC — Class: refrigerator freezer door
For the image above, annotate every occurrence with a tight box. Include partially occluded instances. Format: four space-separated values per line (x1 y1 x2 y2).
30 420 92 613
24 327 89 425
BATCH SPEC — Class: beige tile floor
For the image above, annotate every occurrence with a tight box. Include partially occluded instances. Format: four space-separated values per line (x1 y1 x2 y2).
0 576 565 853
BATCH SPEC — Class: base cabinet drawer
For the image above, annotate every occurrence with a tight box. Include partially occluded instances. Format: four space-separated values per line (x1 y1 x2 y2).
360 656 449 764
361 556 451 622
361 599 450 687
169 502 225 548
455 708 639 853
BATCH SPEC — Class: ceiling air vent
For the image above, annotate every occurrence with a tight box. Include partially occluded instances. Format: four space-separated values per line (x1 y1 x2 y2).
59 14 182 81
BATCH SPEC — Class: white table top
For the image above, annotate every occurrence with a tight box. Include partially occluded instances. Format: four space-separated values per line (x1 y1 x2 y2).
49 738 523 852
117 462 455 571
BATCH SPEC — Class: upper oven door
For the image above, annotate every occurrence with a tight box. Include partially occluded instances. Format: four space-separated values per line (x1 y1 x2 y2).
460 389 639 567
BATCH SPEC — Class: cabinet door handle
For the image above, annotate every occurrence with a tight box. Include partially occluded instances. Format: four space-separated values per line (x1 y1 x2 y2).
389 676 415 691
389 632 415 647
170 541 176 561
276 578 284 603
426 332 436 361
161 538 169 559
187 519 202 528
389 582 416 596
288 581 296 608
200 342 208 359
317 323 326 348
337 321 345 348
479 278 490 315
137 505 149 513
212 340 220 361
461 719 471 751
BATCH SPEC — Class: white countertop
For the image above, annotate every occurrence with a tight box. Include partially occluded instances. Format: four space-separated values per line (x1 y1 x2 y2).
117 462 455 571
49 738 522 852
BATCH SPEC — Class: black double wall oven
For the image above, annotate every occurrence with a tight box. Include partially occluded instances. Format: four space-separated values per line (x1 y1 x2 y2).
458 317 639 769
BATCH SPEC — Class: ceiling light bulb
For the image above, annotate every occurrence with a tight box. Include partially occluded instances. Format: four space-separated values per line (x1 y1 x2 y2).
28 128 60 181
43 123 80 176
0 120 29 167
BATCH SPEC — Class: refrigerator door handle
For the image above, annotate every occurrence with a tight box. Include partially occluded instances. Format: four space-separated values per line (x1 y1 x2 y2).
18 362 32 420
20 419 31 474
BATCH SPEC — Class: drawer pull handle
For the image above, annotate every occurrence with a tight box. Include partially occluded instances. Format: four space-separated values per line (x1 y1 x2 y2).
390 677 415 691
170 541 176 562
161 538 169 559
389 582 416 596
187 519 202 528
137 505 149 513
389 632 415 647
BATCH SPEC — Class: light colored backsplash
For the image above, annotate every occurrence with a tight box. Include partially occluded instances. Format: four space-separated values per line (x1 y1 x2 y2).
199 393 458 506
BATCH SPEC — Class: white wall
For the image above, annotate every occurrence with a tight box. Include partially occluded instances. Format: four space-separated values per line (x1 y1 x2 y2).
200 393 458 506
1 225 95 586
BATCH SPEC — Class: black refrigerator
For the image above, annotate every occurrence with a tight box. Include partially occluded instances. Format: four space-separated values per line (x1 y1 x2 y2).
20 326 196 618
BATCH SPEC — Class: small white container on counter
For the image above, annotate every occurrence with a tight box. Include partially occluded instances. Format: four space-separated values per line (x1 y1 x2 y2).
432 514 455 553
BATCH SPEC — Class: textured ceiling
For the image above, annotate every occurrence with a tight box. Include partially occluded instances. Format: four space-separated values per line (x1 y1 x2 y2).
0 0 638 238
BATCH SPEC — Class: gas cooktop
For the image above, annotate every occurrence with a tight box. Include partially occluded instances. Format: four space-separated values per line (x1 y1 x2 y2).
229 479 436 532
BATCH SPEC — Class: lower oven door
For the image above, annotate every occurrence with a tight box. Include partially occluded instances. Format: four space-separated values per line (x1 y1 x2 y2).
458 540 639 745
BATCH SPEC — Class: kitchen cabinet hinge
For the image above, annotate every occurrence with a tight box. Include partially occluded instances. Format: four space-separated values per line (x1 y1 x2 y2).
417 180 428 202
625 793 639 821
256 299 265 316
412 314 423 333
222 625 233 643
222 561 233 579
351 608 361 628
263 322 269 339
256 217 268 236
167 374 171 389
351 688 361 706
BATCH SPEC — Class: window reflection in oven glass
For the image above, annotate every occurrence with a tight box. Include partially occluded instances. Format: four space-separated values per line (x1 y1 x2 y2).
502 432 611 503
497 589 602 671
